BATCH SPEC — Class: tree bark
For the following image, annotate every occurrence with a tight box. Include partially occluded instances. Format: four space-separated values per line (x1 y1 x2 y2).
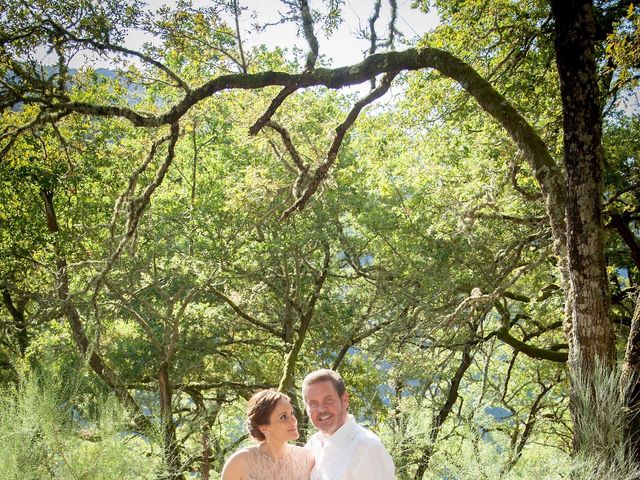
551 0 615 370
551 0 616 456
159 360 183 480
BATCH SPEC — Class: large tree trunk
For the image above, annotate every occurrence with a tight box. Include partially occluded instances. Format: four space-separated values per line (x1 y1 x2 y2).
551 0 615 370
550 0 615 451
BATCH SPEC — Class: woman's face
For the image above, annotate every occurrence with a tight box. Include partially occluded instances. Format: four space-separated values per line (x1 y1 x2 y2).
260 398 299 443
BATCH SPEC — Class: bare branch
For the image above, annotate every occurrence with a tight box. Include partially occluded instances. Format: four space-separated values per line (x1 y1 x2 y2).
497 328 568 362
43 19 191 93
231 0 248 73
368 0 382 57
249 85 298 135
92 123 181 301
265 120 307 173
299 0 319 70
109 132 172 240
265 120 309 199
387 0 398 49
280 71 398 220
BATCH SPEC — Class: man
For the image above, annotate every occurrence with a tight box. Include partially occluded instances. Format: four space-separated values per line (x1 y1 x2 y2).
302 368 395 480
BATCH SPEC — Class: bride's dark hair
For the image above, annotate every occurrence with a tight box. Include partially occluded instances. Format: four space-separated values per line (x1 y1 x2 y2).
246 389 290 441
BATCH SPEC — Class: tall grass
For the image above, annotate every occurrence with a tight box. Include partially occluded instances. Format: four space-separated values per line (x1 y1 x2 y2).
569 360 640 480
384 360 640 479
0 370 159 480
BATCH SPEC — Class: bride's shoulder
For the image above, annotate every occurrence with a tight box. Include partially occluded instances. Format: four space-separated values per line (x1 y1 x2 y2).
221 446 255 479
228 445 256 460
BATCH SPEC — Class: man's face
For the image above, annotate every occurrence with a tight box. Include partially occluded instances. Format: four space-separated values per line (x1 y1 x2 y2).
304 380 349 436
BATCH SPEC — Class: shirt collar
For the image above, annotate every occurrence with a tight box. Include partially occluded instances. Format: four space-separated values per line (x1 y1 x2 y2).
323 414 356 446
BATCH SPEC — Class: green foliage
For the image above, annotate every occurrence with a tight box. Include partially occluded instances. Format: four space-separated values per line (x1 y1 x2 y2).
606 4 640 96
1 0 639 478
0 369 159 479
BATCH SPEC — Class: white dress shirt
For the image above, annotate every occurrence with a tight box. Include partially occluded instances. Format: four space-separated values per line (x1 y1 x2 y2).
306 415 395 480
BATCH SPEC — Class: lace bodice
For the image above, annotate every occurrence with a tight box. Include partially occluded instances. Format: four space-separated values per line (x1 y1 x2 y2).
245 444 311 480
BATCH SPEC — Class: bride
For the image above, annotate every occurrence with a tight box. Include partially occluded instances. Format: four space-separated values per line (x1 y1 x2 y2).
221 389 314 480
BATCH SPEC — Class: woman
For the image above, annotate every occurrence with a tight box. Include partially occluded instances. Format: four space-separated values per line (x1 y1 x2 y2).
221 389 314 480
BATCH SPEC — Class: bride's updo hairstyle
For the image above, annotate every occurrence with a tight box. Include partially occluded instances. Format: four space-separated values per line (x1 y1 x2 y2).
246 389 290 441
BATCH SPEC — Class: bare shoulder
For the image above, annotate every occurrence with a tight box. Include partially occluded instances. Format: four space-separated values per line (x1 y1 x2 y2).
291 444 315 471
221 448 251 480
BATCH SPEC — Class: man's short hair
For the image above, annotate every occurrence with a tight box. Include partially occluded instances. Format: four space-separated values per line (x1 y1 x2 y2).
302 368 346 400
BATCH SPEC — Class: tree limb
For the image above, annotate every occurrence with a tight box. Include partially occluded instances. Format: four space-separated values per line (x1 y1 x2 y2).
497 328 568 362
208 286 281 337
299 0 319 70
279 70 398 220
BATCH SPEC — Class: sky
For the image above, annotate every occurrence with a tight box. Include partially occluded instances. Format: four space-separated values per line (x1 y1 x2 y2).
124 0 439 69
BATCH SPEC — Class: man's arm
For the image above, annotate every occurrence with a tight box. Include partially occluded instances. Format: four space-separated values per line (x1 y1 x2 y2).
352 442 395 479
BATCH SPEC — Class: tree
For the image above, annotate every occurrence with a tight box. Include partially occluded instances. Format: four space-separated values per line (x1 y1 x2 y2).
1 0 639 477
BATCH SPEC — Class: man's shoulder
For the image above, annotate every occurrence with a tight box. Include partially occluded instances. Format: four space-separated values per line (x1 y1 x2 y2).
352 422 385 446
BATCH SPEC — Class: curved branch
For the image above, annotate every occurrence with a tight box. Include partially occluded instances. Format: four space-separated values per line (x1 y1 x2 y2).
280 70 398 220
25 46 564 248
497 328 568 363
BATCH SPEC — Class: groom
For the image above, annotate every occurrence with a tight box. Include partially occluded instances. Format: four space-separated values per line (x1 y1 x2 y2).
302 368 395 480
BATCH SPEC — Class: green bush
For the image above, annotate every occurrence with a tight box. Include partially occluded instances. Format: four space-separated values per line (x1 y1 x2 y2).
0 370 159 480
